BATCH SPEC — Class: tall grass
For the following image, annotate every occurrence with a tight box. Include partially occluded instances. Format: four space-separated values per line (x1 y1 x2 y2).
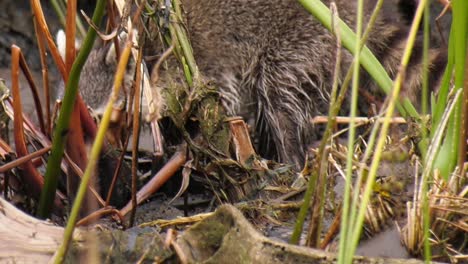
298 0 466 263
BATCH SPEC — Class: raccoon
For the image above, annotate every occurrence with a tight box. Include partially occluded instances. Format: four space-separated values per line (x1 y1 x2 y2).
164 0 447 166
79 37 135 115
56 30 135 115
76 0 448 167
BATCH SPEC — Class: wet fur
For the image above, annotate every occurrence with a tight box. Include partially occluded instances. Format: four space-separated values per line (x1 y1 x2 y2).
177 0 446 165
79 39 135 114
77 0 447 166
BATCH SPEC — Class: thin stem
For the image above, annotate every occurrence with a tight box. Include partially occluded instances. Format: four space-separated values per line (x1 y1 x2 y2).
348 0 429 257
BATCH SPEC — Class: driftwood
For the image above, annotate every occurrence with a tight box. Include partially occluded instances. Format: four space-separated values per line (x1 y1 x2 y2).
0 197 173 263
0 197 69 263
0 197 428 263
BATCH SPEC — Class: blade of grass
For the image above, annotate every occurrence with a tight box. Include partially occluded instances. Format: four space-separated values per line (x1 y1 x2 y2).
432 30 455 129
340 0 364 261
452 0 468 176
421 3 433 261
421 89 462 262
50 0 67 32
418 1 431 159
433 0 468 181
346 1 429 261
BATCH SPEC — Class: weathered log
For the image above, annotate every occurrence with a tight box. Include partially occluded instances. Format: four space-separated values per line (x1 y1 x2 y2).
0 197 428 263
0 197 175 263
178 204 428 264
0 197 69 263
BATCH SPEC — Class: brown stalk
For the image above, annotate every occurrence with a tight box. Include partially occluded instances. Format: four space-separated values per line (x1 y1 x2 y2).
31 0 92 209
104 27 138 207
31 157 44 167
76 207 124 226
30 0 103 142
128 33 144 226
0 146 51 173
125 1 147 226
79 99 98 139
65 0 77 72
65 105 88 184
120 147 187 216
4 98 53 154
0 138 13 158
10 45 44 198
229 118 257 166
32 17 51 135
17 50 46 134
320 206 342 249
62 0 91 203
30 0 67 79
2 85 66 207
306 146 330 247
80 11 120 41
31 0 96 166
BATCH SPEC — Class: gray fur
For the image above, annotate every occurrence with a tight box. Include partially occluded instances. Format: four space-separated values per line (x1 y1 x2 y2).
77 0 447 166
79 40 135 114
180 0 439 165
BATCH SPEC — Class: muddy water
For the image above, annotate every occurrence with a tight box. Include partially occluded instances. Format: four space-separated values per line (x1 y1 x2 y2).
357 226 410 258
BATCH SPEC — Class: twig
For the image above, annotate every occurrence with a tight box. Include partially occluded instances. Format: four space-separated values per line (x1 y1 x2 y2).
120 146 186 216
0 146 51 173
76 207 124 226
311 116 407 125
